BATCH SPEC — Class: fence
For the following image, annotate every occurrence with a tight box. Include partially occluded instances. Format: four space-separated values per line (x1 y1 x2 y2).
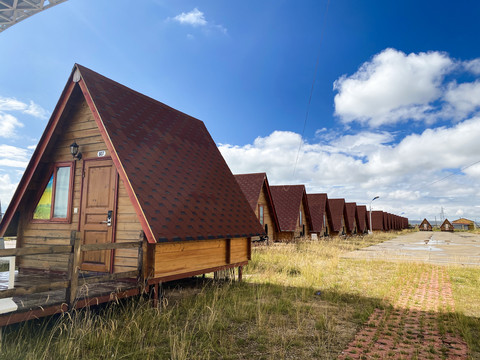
0 231 145 308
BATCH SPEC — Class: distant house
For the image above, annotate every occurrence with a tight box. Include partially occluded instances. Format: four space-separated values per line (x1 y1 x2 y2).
452 218 475 231
327 199 347 236
440 219 454 232
270 185 312 241
371 211 384 231
356 205 368 234
419 219 433 231
344 202 358 235
307 193 331 239
235 173 280 242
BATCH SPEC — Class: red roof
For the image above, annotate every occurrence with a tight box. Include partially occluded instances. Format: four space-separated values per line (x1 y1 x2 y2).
371 211 384 231
234 173 268 211
0 64 264 243
327 198 345 232
307 193 328 233
356 205 368 233
270 185 310 232
234 173 279 229
344 202 357 233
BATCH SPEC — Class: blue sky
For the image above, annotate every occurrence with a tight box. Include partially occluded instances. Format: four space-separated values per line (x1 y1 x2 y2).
2 0 480 221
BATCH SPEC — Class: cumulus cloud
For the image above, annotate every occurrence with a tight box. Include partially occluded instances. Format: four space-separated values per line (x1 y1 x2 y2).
0 174 18 207
173 8 207 26
171 8 227 35
443 80 480 119
219 116 480 220
463 59 480 74
333 48 453 127
0 96 49 138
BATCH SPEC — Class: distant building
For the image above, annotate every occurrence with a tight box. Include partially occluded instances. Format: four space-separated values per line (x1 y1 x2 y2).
440 219 454 232
419 218 432 231
452 218 475 231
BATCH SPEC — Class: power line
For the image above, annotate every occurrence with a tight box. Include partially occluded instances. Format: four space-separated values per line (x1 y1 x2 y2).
417 158 480 191
291 0 331 179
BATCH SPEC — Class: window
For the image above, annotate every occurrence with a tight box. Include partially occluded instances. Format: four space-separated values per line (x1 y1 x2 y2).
258 205 264 225
299 210 303 226
33 163 73 221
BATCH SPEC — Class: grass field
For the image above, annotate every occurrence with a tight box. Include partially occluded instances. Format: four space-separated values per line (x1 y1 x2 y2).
1 231 479 359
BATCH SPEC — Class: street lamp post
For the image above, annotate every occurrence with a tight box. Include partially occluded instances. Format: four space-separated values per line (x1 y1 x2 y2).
369 196 379 234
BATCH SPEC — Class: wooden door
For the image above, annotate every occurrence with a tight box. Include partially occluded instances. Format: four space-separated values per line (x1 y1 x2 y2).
80 159 117 272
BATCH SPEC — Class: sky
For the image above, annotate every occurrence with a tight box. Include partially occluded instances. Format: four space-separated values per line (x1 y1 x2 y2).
1 0 480 221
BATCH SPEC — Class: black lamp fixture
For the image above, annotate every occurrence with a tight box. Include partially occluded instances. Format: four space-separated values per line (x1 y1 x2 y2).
70 141 82 160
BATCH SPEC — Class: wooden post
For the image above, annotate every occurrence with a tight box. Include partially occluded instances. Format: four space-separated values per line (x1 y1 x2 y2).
238 266 243 282
137 232 145 292
66 231 81 307
152 283 159 308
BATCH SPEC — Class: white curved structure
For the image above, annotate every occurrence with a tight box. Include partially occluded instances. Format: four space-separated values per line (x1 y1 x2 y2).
0 0 67 33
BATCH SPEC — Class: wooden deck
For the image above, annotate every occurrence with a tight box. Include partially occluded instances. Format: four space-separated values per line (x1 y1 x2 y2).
0 269 140 326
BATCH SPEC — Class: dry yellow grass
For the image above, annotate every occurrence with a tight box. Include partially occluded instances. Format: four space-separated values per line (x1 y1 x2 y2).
1 230 479 359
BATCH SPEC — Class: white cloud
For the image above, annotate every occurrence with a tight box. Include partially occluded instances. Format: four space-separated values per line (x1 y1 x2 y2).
333 48 453 127
443 80 480 119
0 96 48 119
463 59 480 74
0 145 29 168
220 116 480 220
171 8 227 35
0 174 18 207
0 113 23 138
24 101 49 119
174 8 207 26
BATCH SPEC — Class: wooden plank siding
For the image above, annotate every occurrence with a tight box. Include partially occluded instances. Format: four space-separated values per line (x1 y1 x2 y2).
16 94 143 272
153 238 249 279
255 183 278 241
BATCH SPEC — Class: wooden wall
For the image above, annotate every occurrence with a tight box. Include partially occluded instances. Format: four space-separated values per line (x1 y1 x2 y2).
153 238 249 279
17 89 141 272
256 183 278 241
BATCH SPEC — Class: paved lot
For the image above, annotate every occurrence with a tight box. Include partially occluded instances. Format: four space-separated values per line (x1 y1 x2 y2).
342 231 480 266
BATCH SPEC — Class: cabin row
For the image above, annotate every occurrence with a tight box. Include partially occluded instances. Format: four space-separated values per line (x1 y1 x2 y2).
235 173 409 243
0 65 408 324
419 218 474 232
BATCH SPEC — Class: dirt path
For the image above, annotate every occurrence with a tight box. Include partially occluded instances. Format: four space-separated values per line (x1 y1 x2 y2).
338 267 468 359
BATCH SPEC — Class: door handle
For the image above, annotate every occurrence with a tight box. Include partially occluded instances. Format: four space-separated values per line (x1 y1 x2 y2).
100 210 113 227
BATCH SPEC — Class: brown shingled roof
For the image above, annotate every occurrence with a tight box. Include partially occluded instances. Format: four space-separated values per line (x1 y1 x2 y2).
0 64 264 243
356 205 368 233
270 185 310 232
307 193 328 233
327 198 345 233
234 173 268 211
344 202 357 233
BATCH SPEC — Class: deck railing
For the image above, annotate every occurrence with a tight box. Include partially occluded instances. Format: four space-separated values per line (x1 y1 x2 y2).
0 231 146 307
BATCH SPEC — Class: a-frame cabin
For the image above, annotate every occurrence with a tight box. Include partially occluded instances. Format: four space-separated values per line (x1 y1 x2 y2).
344 202 358 235
0 65 263 309
234 173 280 242
370 211 384 231
440 219 454 232
269 185 312 242
356 205 368 234
307 193 331 239
419 218 432 231
327 198 347 236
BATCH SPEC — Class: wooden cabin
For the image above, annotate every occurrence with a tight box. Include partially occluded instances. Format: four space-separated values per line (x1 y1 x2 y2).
0 64 263 323
269 185 312 242
307 193 331 239
370 211 384 231
356 205 368 234
440 219 454 232
327 198 346 236
419 219 432 231
234 173 280 242
344 202 358 235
